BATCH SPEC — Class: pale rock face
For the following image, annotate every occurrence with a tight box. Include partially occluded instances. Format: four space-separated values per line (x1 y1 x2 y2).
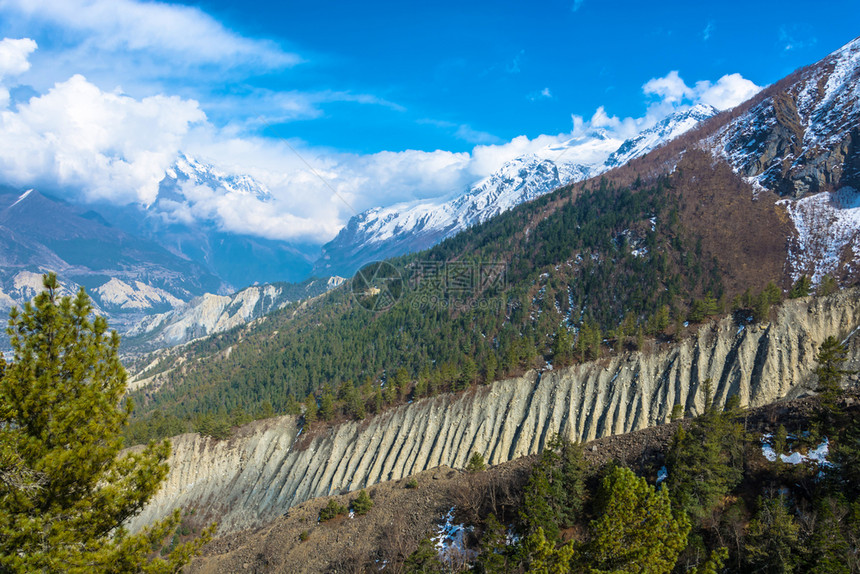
128 290 860 536
12 270 55 300
0 272 81 313
93 278 184 311
126 284 295 348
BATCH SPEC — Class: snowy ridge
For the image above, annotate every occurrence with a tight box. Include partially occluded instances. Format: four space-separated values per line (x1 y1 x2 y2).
781 186 860 282
8 189 33 209
317 106 718 275
709 36 860 196
605 104 718 168
704 36 860 282
163 152 273 202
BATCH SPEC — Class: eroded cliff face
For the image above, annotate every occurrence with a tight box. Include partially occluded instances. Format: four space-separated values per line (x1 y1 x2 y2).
128 290 860 535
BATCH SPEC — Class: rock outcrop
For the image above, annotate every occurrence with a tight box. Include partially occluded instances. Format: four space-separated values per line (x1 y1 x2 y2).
128 290 860 535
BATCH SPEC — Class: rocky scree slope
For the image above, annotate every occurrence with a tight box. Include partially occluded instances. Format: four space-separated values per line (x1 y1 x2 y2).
188 390 851 574
128 289 860 536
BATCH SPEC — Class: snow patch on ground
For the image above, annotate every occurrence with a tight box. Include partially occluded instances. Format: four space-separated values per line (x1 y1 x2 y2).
761 434 831 467
781 187 860 282
433 507 476 567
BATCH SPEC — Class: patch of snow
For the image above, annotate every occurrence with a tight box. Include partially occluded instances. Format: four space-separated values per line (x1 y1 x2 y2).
9 188 33 208
760 434 831 466
780 187 860 282
433 507 476 566
656 466 668 485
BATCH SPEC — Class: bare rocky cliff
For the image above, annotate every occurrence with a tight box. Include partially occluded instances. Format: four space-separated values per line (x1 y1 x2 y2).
128 290 860 536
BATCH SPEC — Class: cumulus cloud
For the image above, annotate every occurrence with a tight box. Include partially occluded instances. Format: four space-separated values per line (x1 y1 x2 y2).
644 70 761 111
0 61 205 205
642 70 694 104
694 74 761 110
0 32 765 245
0 37 35 77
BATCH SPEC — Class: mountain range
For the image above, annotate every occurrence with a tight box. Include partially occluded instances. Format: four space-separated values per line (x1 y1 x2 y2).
113 37 860 573
122 36 860 437
3 38 858 356
0 102 724 350
314 104 719 277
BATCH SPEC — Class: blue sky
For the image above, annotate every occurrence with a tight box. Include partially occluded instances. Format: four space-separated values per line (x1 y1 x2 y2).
182 0 858 153
0 0 856 243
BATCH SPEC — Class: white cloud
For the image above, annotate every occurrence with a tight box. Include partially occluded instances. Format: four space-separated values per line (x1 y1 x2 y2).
694 74 761 110
644 70 761 111
0 0 297 69
0 37 35 77
0 34 766 246
0 37 35 106
643 70 694 104
0 66 205 205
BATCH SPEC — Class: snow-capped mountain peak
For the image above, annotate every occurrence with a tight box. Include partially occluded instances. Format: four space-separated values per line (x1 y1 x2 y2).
605 103 718 168
164 152 273 202
314 105 720 276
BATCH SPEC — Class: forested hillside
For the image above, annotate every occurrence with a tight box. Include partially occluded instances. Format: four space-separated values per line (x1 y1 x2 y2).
184 359 860 574
124 151 803 444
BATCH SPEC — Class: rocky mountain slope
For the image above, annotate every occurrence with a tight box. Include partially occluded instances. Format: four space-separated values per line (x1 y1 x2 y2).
0 155 333 351
0 185 225 339
314 105 718 277
123 276 344 353
186 389 846 574
701 36 860 283
127 289 860 536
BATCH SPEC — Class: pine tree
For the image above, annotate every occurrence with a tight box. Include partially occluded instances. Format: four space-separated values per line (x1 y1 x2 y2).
815 336 852 430
789 276 811 299
666 382 744 522
584 466 690 574
320 384 335 421
350 489 373 516
483 353 497 384
0 274 213 573
460 357 477 390
466 452 486 473
522 527 575 574
744 495 800 574
303 393 318 425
